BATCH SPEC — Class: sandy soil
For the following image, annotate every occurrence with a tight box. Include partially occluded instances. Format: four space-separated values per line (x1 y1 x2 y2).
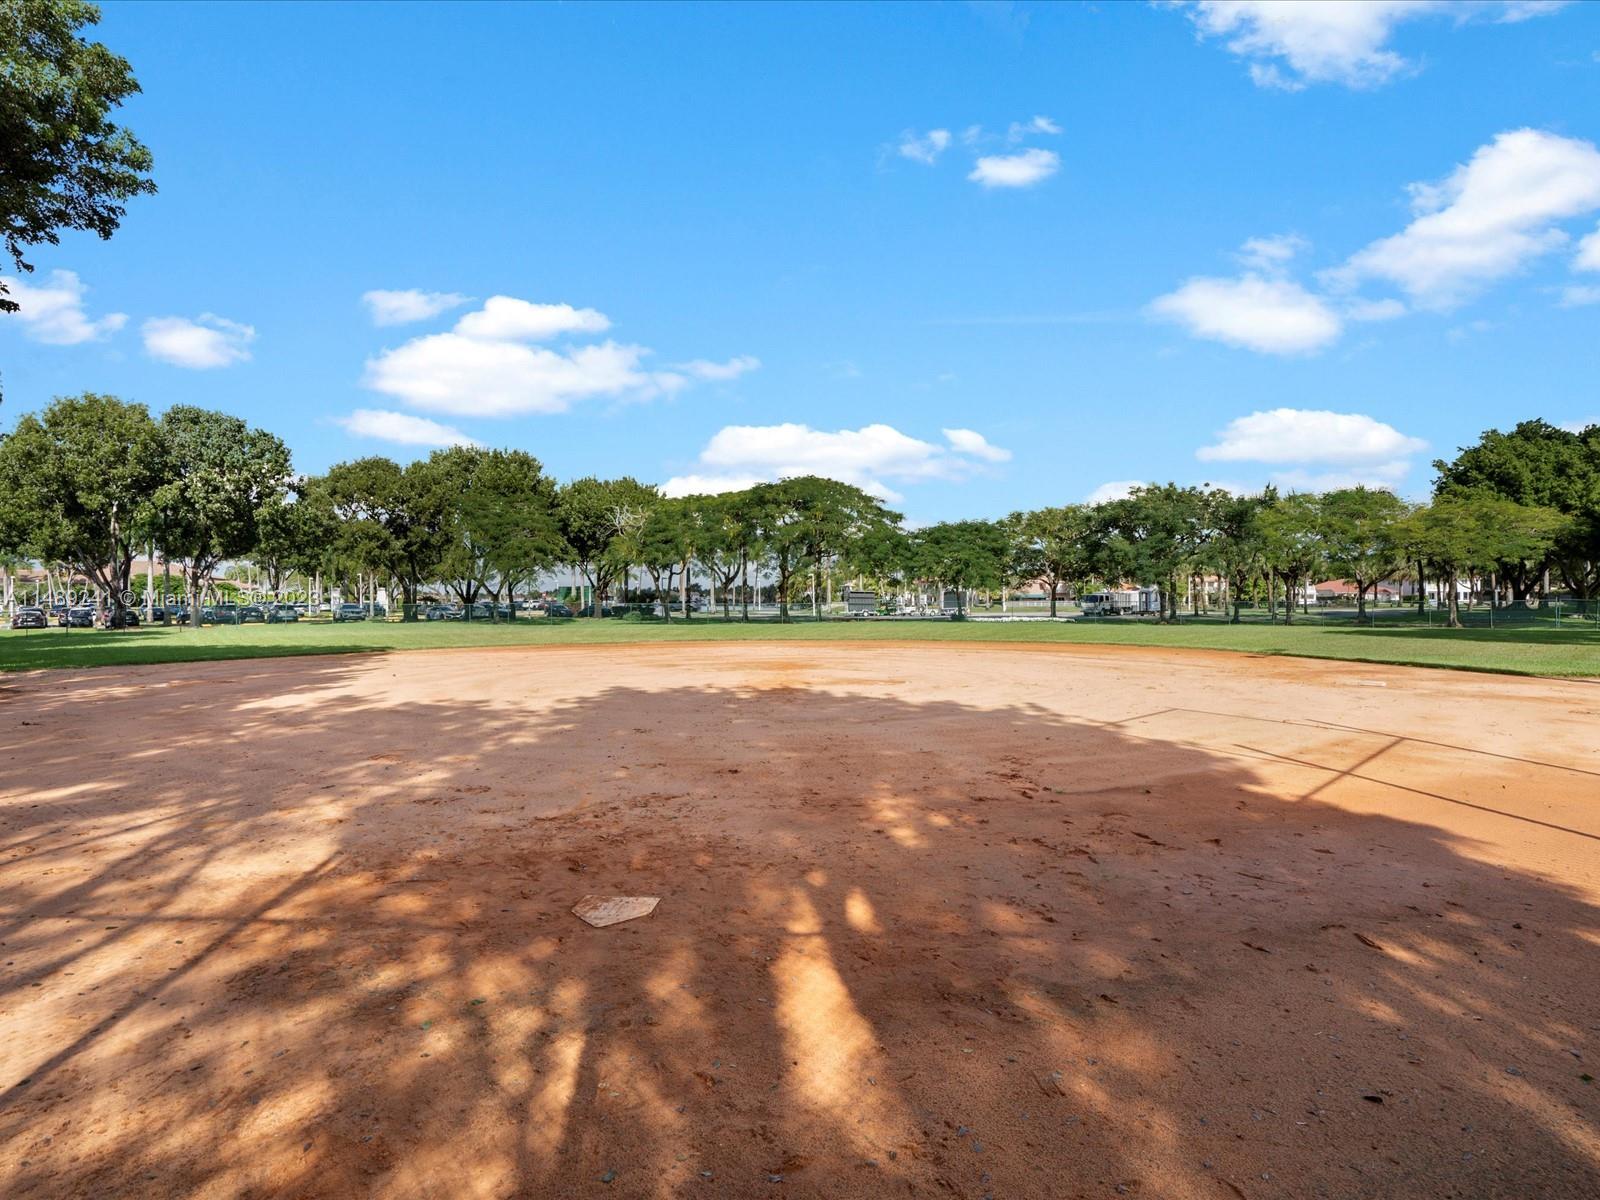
2 643 1598 1199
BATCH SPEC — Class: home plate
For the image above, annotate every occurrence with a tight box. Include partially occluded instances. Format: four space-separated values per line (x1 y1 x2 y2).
572 895 661 927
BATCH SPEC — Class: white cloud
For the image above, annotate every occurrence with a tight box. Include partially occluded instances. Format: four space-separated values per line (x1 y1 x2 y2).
968 148 1060 189
1559 284 1600 306
657 473 767 498
2 269 126 344
1148 273 1343 354
1181 1 1567 91
898 128 952 165
1558 416 1598 433
361 289 470 326
672 355 761 382
1238 233 1308 272
336 408 479 447
1498 1 1571 21
363 294 750 416
662 422 1011 503
1007 115 1062 142
453 296 610 341
365 334 655 417
1197 408 1425 487
1576 224 1600 271
142 314 255 369
942 428 1012 462
1085 479 1142 505
1331 128 1600 308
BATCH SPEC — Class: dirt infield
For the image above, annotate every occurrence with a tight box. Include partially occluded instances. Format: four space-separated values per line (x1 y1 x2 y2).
2 643 1597 1199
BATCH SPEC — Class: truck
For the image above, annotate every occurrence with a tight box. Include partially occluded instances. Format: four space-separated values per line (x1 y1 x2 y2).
1078 587 1162 616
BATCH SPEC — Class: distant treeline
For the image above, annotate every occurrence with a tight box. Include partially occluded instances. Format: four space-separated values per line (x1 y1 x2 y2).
1 395 1595 629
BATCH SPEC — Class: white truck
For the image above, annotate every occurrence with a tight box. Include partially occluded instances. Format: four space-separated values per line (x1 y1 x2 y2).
1079 587 1162 616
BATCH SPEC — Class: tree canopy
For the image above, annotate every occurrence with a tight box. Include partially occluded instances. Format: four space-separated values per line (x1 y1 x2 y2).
1434 420 1600 599
0 392 165 621
155 405 290 627
1 0 156 313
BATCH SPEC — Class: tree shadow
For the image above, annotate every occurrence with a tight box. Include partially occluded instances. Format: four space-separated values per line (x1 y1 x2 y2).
1 655 1597 1198
0 628 387 673
1322 624 1600 648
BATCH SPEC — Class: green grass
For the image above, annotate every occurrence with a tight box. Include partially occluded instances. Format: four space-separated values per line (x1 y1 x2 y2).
3 614 1597 677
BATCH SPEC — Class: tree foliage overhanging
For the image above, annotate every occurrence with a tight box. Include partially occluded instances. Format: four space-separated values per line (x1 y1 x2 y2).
0 0 156 313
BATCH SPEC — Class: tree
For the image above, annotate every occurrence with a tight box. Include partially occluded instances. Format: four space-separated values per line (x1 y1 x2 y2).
555 477 657 613
1434 420 1600 599
912 520 1009 614
155 406 291 628
745 476 897 621
320 456 448 616
838 519 910 599
692 489 765 620
1097 484 1213 622
636 497 700 621
252 488 333 595
1 0 156 313
426 447 560 619
1258 492 1322 624
0 393 166 625
692 491 753 619
464 449 562 617
791 476 899 618
1008 505 1095 618
1318 486 1409 618
745 480 806 621
1208 490 1266 624
1399 496 1567 627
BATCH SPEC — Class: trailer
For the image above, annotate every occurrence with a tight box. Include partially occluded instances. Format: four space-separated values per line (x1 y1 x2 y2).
843 589 879 615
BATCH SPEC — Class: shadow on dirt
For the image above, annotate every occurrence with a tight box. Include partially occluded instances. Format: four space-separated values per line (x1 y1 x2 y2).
1 655 1596 1198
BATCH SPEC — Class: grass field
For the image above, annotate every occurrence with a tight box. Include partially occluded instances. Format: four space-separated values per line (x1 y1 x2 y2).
4 613 1597 676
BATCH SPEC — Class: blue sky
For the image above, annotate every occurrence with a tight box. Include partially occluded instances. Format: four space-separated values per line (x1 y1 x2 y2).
3 0 1598 521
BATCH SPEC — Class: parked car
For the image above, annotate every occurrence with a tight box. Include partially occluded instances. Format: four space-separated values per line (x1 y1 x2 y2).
209 605 243 625
424 604 459 621
239 605 266 623
333 603 367 622
546 602 574 618
107 608 141 627
10 607 47 629
60 607 94 628
266 604 299 623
